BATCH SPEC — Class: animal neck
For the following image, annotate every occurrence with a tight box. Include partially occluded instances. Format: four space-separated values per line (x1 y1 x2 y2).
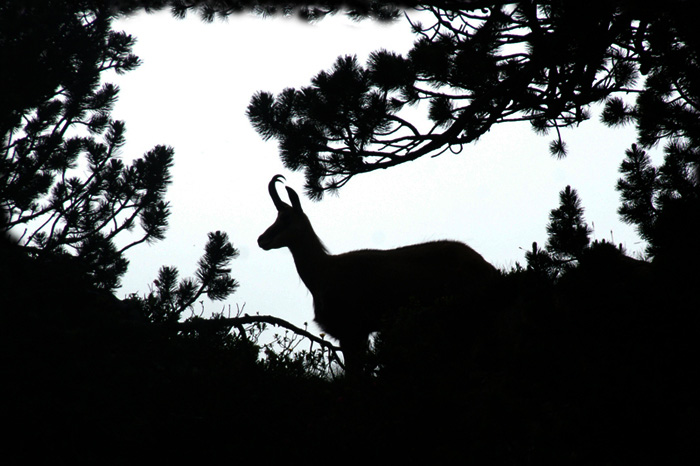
287 230 330 295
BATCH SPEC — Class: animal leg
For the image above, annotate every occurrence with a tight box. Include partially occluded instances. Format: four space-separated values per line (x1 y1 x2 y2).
339 336 369 378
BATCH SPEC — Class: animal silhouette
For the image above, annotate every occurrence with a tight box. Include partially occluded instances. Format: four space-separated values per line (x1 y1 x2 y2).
258 175 498 376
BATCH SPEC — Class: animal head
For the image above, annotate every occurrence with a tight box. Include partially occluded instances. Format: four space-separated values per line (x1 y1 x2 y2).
258 175 315 251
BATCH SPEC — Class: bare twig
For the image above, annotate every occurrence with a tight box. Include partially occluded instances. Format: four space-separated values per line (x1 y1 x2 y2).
163 314 342 355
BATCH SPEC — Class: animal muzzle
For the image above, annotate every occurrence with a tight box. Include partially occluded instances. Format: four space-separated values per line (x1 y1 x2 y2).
257 234 272 250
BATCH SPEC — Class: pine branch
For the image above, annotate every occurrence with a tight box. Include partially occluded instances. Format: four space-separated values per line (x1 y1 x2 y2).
163 314 342 354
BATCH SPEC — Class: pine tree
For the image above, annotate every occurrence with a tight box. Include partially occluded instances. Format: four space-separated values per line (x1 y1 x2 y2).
545 185 591 264
616 142 700 265
245 1 694 198
133 231 240 323
616 144 658 243
1 2 240 301
0 4 173 291
526 185 591 279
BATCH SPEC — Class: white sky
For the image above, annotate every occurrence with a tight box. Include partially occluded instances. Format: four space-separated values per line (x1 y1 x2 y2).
109 9 647 334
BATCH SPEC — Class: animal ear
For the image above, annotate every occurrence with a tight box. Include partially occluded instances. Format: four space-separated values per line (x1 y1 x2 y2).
285 186 303 213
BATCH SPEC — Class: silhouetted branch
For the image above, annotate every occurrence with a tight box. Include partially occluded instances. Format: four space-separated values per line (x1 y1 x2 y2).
164 314 342 354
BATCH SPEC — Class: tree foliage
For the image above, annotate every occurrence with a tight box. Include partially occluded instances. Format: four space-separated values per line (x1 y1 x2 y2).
524 185 591 279
246 1 696 198
616 142 700 265
133 231 240 323
545 185 591 262
1 2 174 291
111 0 403 22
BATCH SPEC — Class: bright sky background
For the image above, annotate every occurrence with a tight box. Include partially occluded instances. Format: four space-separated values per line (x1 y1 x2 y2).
109 9 647 335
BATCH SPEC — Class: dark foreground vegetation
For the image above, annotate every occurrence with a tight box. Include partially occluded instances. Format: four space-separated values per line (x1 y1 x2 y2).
3 221 698 464
2 0 699 463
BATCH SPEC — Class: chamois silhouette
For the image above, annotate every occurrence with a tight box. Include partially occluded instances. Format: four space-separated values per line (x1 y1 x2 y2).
258 175 498 376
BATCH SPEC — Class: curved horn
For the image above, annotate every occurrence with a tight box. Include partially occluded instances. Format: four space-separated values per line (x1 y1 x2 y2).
268 175 288 211
286 186 303 213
